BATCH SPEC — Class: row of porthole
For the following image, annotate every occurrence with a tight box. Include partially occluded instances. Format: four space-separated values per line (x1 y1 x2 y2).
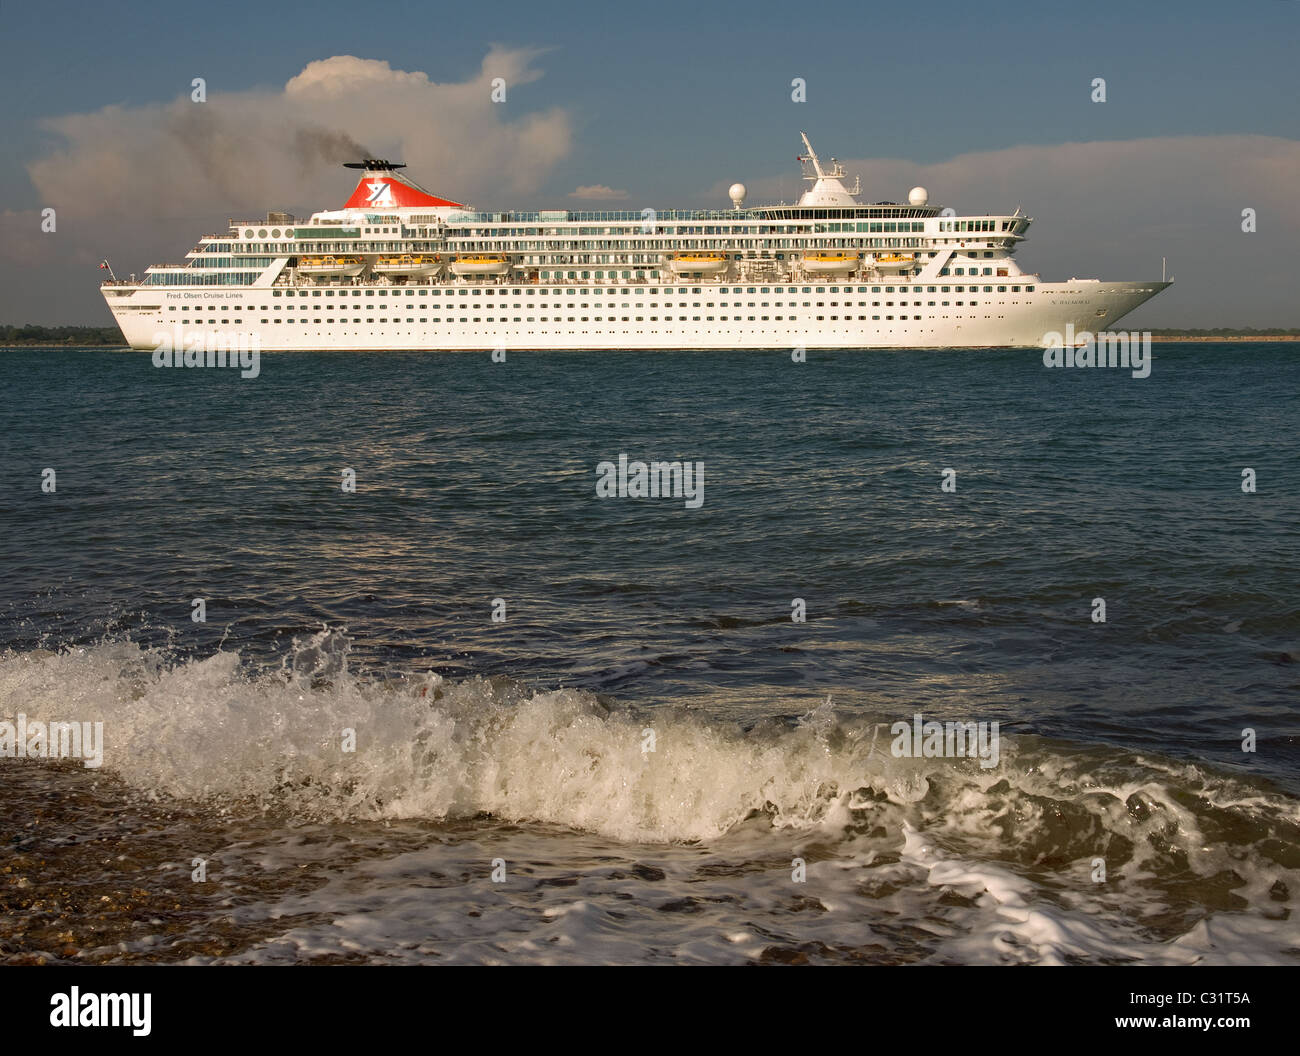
244 229 292 240
176 314 1002 328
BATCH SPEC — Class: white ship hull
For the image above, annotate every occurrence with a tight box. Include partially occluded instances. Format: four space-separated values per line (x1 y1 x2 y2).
104 279 1170 352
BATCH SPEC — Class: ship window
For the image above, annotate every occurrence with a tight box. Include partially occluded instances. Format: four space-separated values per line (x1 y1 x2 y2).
1012 285 1021 292
802 287 811 293
1027 286 1035 292
273 291 281 297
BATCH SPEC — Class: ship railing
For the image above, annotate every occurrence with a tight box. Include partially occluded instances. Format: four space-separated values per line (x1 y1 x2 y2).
228 219 341 228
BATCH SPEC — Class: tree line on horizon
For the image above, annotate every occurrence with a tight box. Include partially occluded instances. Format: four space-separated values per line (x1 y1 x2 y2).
1 324 125 344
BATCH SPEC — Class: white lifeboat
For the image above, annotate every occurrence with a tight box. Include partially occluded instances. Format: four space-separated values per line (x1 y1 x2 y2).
373 254 443 278
873 253 915 272
450 254 510 277
802 252 859 275
297 255 366 278
667 253 728 275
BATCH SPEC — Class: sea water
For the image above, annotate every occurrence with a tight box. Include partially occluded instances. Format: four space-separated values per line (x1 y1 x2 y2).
1 343 1296 964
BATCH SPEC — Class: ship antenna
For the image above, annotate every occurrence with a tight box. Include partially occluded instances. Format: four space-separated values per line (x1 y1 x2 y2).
798 132 826 180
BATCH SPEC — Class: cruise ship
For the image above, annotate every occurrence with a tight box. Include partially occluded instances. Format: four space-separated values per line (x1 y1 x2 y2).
102 135 1170 351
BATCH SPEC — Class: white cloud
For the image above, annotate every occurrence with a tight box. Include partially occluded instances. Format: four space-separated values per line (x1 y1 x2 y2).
3 49 573 321
568 185 630 201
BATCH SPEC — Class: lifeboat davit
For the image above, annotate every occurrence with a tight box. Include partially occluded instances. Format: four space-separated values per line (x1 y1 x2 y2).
873 253 915 272
297 255 365 278
667 253 728 276
451 254 510 277
802 252 859 275
373 254 443 278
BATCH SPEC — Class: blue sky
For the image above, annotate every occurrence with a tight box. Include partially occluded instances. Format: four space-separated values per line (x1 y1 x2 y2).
2 0 1298 323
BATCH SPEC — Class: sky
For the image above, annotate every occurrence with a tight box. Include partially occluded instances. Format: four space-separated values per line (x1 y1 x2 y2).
1 0 1297 326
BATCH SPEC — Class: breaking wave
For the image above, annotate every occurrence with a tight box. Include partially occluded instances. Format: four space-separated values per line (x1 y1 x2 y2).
4 630 1299 964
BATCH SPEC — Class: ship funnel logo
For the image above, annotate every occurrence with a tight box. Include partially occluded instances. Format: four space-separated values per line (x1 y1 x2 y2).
365 180 396 207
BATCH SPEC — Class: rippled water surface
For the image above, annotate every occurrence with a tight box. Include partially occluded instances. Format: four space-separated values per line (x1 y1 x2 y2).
1 343 1297 964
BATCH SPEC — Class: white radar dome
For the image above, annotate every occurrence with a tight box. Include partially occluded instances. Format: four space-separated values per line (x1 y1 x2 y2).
729 183 747 208
908 186 929 206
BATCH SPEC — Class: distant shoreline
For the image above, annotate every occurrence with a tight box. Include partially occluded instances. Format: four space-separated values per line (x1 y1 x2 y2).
4 336 1299 349
1146 335 1300 342
2 335 1300 348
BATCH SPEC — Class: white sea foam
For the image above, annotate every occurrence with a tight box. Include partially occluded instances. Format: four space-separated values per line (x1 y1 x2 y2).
2 633 945 841
4 633 1298 965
